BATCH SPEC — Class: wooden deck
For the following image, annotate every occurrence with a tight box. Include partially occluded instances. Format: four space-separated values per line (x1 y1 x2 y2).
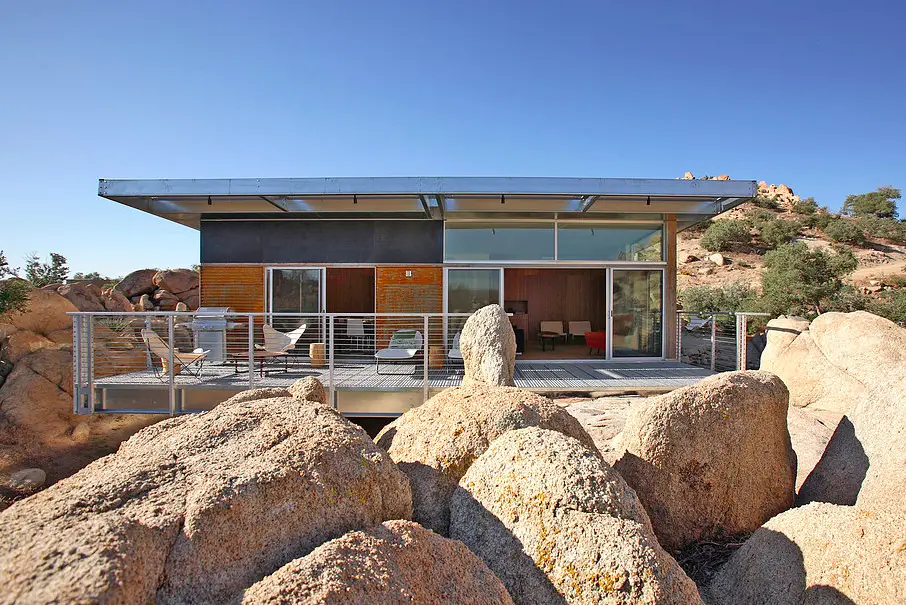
94 358 713 393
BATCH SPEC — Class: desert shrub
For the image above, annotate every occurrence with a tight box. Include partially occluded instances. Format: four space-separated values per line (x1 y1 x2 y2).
679 282 760 331
823 218 866 246
745 209 777 230
760 242 857 317
842 186 900 218
858 216 906 245
0 279 30 317
759 219 801 249
799 210 834 230
819 285 868 314
869 289 906 326
753 196 780 210
791 197 819 215
700 220 751 252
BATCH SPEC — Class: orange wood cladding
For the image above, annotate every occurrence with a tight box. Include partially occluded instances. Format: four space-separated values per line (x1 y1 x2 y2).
374 266 443 349
504 268 607 340
199 265 265 312
326 267 375 313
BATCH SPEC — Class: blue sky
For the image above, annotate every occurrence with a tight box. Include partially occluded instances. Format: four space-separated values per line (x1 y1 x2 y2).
1 0 904 277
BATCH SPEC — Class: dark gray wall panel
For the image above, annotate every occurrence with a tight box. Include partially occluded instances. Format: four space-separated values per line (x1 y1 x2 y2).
201 220 443 264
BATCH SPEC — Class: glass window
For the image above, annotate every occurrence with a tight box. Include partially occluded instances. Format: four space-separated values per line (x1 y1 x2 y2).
558 223 663 261
445 222 555 261
446 268 502 336
612 270 663 357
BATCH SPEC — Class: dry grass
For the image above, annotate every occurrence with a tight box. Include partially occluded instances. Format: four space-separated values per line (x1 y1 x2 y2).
675 534 749 590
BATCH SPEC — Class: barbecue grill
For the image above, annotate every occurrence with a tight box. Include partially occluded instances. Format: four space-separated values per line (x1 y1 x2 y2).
184 307 243 362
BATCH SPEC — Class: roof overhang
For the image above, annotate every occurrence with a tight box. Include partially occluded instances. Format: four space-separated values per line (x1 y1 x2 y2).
98 176 756 230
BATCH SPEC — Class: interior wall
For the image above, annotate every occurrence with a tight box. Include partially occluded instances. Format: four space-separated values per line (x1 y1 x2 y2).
326 267 375 313
504 268 607 340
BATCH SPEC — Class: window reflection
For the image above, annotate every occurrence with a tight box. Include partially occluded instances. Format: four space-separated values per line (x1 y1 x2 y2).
445 223 555 261
558 223 662 261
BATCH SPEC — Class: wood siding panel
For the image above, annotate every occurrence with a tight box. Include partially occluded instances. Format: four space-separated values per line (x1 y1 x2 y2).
374 266 443 349
326 268 375 313
664 215 678 359
504 268 607 342
200 264 265 312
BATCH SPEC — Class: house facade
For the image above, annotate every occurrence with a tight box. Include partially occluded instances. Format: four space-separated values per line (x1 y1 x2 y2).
99 176 755 363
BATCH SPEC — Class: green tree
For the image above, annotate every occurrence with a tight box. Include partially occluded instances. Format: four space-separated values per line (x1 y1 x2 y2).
823 218 866 246
791 197 819 215
0 250 29 316
841 186 900 218
700 220 751 252
869 289 906 326
0 250 17 278
72 271 105 280
759 219 800 249
24 252 69 287
760 242 857 316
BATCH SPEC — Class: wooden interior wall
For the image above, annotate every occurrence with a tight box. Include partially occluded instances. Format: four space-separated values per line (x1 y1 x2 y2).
199 264 265 312
326 267 375 313
374 266 443 348
663 215 678 359
504 268 607 340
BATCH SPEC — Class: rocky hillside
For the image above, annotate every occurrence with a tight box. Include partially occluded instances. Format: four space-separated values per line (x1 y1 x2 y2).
676 174 906 314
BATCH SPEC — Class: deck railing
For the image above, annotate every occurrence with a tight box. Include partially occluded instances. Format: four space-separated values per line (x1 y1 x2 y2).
70 310 770 415
674 311 771 372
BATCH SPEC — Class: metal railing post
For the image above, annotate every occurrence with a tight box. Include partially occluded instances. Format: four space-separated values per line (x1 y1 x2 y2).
144 316 153 369
248 314 255 389
167 315 176 415
87 315 95 414
675 311 683 360
328 314 335 409
423 315 429 403
710 313 718 372
738 314 749 370
72 315 81 414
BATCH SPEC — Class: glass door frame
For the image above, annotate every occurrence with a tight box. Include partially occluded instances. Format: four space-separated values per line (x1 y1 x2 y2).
265 266 327 339
606 267 666 360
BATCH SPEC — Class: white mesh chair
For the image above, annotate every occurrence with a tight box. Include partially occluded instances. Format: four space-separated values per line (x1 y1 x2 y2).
568 321 592 343
141 328 209 380
448 331 463 361
685 316 713 331
258 324 306 353
345 318 367 350
374 329 423 374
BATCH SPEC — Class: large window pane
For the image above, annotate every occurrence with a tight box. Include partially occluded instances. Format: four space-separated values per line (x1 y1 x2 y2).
445 222 555 261
558 223 663 261
446 268 501 337
269 268 321 339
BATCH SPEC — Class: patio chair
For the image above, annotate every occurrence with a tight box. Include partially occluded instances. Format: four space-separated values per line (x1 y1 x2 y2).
374 329 423 374
257 323 307 353
568 321 592 343
141 328 209 380
345 318 367 350
684 315 713 331
448 331 463 361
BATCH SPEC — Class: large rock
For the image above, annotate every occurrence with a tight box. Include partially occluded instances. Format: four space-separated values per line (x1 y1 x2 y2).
102 287 134 313
761 311 906 413
758 315 810 369
3 288 76 335
242 520 513 605
1 329 57 363
222 387 293 405
375 383 595 535
152 289 180 311
787 407 840 493
613 371 796 552
450 427 701 604
707 502 905 604
115 269 158 298
288 376 327 404
0 398 412 604
57 283 106 312
153 269 198 295
795 415 867 506
459 304 516 387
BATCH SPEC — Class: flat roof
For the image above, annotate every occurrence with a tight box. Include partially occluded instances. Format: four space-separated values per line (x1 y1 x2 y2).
99 176 756 229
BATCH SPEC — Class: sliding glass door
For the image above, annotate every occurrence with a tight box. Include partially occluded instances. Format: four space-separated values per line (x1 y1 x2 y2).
445 268 503 339
267 267 324 343
610 269 663 358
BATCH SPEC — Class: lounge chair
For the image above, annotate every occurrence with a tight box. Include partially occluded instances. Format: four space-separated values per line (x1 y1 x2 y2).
539 321 567 343
684 315 713 331
142 328 209 380
448 331 463 361
374 329 423 374
568 321 592 343
345 318 367 350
